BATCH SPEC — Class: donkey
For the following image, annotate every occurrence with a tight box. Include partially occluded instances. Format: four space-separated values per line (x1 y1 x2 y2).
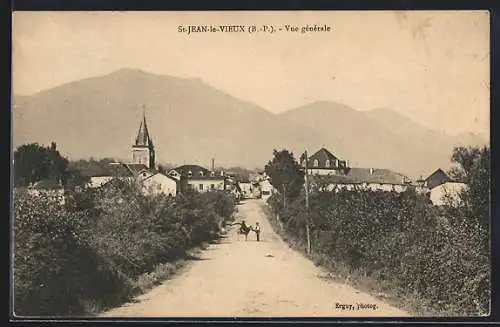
232 220 253 241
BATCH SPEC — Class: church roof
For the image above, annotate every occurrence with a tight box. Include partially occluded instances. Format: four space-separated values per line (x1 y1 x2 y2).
135 111 154 147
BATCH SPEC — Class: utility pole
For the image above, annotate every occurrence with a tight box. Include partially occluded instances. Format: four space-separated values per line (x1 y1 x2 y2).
282 184 287 208
304 150 311 256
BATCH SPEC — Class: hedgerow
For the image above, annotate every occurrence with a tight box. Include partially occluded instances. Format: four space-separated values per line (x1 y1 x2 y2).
267 187 489 316
13 181 236 316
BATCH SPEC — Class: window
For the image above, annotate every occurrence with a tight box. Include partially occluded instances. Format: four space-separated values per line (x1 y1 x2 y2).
313 159 319 167
211 171 215 177
199 184 204 190
325 159 330 167
210 184 215 190
188 170 193 177
200 171 204 177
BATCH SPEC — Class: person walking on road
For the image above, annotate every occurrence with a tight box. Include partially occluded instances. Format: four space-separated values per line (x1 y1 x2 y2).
254 222 261 242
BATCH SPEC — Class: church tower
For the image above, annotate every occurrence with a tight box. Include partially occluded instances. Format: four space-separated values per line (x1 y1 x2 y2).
132 109 156 169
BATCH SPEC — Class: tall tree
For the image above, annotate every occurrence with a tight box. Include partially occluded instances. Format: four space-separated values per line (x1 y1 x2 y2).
14 142 69 187
449 145 490 231
264 149 304 207
14 142 91 189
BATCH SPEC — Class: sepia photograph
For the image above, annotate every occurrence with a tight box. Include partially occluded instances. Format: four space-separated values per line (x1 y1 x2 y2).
11 10 490 318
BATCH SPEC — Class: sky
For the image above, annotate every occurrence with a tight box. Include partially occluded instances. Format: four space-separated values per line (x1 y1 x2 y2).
12 11 490 139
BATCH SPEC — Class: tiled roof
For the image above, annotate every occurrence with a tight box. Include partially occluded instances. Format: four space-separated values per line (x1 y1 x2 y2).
88 163 177 187
122 163 149 175
312 167 410 185
90 163 150 178
307 147 347 169
30 179 63 189
98 163 135 177
171 165 225 180
424 168 459 189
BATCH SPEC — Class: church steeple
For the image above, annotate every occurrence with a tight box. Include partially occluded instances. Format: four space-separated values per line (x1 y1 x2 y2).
135 107 154 147
132 106 155 169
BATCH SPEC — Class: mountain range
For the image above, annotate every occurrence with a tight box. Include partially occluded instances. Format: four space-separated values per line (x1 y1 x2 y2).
12 69 487 179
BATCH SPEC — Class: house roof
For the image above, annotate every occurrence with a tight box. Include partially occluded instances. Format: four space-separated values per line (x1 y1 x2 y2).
312 167 410 185
424 168 452 189
172 165 209 176
89 162 178 188
134 112 154 148
170 165 225 180
30 179 63 190
122 163 149 175
92 163 135 177
307 148 346 169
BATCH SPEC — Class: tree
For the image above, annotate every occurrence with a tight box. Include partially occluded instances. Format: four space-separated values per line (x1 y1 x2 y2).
449 145 490 231
264 149 304 208
14 142 69 187
14 142 90 189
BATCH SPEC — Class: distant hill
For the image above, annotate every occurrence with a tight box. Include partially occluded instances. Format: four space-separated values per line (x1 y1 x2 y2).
13 69 318 170
280 103 487 178
12 69 487 179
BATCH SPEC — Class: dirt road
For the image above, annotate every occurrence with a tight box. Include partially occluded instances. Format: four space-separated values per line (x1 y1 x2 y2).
100 199 410 317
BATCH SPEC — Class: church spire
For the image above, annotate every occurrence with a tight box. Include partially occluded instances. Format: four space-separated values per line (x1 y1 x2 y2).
135 106 153 147
132 105 156 169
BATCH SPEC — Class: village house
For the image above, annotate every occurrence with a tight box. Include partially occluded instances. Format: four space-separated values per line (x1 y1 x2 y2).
259 178 276 201
422 168 468 206
87 111 178 196
168 164 226 193
237 181 252 198
305 147 411 193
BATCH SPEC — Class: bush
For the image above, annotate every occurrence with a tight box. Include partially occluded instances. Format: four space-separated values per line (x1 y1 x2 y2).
268 187 490 316
13 189 126 316
13 182 236 316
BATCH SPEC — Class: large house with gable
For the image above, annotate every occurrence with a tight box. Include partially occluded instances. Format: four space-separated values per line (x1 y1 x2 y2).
168 164 226 193
304 147 349 176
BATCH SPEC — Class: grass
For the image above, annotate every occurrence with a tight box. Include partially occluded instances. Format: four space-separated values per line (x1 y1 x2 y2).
260 203 446 317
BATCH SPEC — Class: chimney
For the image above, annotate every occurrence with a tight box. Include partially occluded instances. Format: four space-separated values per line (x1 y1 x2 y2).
370 168 374 175
212 158 215 171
